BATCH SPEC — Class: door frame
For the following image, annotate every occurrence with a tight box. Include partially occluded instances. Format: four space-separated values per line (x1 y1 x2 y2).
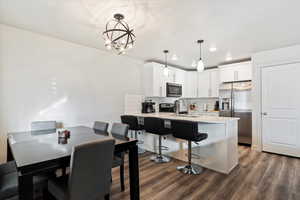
252 53 300 152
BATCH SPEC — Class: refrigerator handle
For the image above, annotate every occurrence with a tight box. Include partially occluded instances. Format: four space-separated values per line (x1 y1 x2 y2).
231 83 234 117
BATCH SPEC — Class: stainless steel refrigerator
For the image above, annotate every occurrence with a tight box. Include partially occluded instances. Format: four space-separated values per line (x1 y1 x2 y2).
219 81 252 145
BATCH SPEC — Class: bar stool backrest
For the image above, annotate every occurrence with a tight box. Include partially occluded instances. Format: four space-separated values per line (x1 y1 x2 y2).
120 115 140 130
171 120 199 141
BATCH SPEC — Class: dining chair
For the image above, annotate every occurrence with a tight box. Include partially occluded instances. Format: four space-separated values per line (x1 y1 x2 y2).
93 121 109 134
0 161 51 200
111 123 129 192
30 121 58 196
0 161 18 200
31 121 57 131
48 138 115 200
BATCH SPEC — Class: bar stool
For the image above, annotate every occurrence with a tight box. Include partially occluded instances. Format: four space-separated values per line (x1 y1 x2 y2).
121 115 145 154
144 117 171 163
171 120 208 175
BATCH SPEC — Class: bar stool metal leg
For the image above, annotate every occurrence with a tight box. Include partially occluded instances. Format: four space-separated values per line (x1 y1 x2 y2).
176 141 203 175
150 135 171 163
133 130 146 154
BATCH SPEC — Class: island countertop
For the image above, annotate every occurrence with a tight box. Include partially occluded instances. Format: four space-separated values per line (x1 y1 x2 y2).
128 112 239 124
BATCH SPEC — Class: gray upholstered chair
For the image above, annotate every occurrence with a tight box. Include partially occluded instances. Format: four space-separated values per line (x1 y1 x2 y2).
0 161 50 200
48 138 115 200
93 121 109 135
111 123 129 192
31 121 57 131
30 121 58 196
0 161 18 200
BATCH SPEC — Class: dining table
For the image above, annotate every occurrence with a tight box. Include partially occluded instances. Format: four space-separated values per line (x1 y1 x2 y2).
6 126 140 200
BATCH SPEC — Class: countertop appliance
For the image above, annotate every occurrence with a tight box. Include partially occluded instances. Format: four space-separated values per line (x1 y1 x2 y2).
174 99 188 115
219 81 252 145
159 103 175 112
142 100 156 113
166 82 182 97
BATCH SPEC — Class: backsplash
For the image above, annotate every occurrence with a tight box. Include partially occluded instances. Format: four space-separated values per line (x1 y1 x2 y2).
145 97 219 114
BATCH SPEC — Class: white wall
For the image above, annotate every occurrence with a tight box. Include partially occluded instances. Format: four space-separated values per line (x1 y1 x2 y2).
0 24 143 162
251 44 300 151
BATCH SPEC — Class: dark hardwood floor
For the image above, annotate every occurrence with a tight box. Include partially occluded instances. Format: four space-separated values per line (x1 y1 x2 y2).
111 146 300 200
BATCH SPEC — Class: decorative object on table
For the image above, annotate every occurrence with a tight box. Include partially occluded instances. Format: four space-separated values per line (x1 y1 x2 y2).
163 50 169 77
196 39 205 72
189 103 197 111
57 129 71 144
102 13 135 55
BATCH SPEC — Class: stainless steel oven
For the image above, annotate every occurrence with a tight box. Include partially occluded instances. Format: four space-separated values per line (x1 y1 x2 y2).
166 83 182 97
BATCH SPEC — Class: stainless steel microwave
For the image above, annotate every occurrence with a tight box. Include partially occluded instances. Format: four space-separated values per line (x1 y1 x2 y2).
166 83 182 97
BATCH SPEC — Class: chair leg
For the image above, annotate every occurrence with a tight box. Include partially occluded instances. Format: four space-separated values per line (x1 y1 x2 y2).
150 135 171 163
104 194 110 200
120 164 125 191
176 141 203 175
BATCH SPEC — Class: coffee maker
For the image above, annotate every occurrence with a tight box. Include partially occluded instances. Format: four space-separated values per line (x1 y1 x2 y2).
141 100 156 113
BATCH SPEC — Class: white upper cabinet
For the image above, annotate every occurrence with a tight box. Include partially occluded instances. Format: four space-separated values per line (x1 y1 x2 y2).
185 72 198 98
143 62 164 97
209 69 220 97
185 69 219 98
198 69 219 98
219 61 252 83
174 68 186 85
197 71 210 97
142 62 186 97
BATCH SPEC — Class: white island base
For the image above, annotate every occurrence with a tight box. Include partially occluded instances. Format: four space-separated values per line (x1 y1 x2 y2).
130 113 239 174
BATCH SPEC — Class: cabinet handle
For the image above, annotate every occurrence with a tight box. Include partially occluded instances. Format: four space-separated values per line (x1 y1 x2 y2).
160 86 162 97
234 71 238 81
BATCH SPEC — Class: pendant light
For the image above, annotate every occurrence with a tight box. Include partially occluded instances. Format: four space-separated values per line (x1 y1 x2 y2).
163 50 169 76
197 40 204 72
102 13 135 55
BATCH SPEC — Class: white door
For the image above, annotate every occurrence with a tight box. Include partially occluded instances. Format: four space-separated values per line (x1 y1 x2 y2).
261 63 300 157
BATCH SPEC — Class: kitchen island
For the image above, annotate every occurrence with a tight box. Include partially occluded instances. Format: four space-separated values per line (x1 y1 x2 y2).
129 112 239 174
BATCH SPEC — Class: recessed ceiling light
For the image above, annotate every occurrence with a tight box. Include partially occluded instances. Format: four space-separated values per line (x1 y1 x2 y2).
209 47 217 52
171 54 178 61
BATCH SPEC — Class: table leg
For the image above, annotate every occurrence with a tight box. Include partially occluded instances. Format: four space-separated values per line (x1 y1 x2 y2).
18 173 34 200
6 139 13 162
128 144 140 200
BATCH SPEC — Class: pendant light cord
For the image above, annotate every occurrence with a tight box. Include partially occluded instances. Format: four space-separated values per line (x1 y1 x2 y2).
164 50 169 68
199 42 202 60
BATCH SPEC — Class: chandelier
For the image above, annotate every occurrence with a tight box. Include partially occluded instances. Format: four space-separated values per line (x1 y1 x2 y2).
102 13 135 55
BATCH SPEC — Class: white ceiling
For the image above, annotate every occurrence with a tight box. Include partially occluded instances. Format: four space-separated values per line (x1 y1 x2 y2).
1 0 300 69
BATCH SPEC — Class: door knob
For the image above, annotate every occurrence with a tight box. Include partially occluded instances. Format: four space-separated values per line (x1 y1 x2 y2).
261 112 268 116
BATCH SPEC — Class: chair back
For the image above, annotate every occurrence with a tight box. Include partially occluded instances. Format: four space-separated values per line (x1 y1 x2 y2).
120 115 139 130
93 121 109 135
144 117 171 135
111 123 129 140
68 138 115 200
171 120 199 140
31 121 56 131
143 117 160 134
